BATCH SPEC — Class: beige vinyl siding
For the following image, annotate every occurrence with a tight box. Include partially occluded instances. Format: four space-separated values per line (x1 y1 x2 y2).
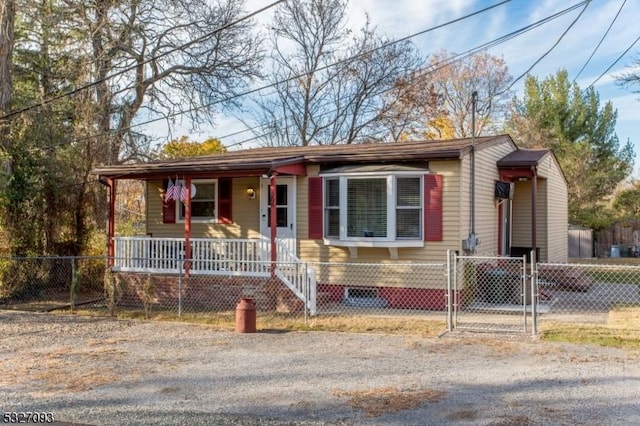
510 178 548 261
540 155 568 262
146 177 262 239
457 139 516 256
511 179 532 250
537 179 548 262
470 141 517 255
509 154 568 263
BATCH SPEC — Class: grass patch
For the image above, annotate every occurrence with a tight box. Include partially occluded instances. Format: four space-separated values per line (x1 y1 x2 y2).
541 307 640 349
62 308 446 337
60 306 640 349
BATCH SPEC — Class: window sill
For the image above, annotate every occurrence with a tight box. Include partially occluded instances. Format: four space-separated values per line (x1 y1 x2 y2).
323 239 424 259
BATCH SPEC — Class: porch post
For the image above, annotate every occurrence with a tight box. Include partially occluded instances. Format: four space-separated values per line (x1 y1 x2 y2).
270 172 278 275
184 176 192 276
107 178 116 267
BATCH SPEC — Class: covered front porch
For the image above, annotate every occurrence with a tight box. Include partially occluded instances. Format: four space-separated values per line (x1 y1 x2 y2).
95 153 317 315
112 235 317 315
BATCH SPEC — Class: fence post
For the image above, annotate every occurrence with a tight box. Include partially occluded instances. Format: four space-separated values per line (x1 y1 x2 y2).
309 266 317 317
303 262 308 325
522 254 527 333
178 260 183 317
531 250 538 335
446 250 453 331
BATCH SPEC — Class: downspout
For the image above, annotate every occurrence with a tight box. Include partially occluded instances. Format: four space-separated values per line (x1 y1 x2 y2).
270 172 278 276
184 176 192 276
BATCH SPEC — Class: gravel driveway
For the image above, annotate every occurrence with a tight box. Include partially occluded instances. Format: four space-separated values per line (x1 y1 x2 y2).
1 311 639 425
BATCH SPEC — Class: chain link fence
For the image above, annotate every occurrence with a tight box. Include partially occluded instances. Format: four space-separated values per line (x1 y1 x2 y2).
1 256 639 335
537 262 640 322
451 254 535 334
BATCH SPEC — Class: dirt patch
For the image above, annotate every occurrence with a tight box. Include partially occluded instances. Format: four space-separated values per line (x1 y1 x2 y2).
332 386 446 417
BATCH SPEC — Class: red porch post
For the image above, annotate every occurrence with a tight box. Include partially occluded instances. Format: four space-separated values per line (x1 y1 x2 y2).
107 178 116 267
270 172 278 276
184 176 192 276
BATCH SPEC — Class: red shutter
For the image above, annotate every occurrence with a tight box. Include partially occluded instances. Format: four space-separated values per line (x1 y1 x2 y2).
218 178 232 224
308 177 323 239
424 174 443 241
162 179 176 224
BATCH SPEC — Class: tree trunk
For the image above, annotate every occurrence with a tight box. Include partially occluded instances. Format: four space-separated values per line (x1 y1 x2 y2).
0 0 15 144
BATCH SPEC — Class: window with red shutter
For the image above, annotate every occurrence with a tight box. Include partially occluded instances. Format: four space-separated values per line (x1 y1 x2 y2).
308 177 323 239
424 174 443 241
218 178 232 224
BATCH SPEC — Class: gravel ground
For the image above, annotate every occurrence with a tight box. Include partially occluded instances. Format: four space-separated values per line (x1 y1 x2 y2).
1 311 639 426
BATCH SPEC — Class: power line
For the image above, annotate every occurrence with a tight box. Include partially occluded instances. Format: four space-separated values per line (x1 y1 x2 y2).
501 0 591 95
34 0 512 151
0 0 286 120
219 1 595 148
574 0 626 82
585 35 640 90
34 0 586 152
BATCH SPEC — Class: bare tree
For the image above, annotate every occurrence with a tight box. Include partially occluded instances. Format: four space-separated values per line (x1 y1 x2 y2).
253 0 423 146
423 49 513 138
65 0 264 164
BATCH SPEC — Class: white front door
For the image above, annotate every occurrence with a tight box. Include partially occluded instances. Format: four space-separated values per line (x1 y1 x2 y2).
260 176 296 253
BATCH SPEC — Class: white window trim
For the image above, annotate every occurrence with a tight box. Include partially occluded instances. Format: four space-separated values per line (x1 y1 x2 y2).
176 179 218 223
320 171 425 249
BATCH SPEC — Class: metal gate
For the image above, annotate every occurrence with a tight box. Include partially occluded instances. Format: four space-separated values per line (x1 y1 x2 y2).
447 251 539 335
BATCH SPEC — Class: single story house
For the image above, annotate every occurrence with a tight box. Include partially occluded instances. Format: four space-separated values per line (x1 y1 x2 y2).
92 134 568 312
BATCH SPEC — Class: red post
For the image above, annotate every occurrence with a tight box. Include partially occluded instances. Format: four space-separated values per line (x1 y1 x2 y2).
107 178 116 267
184 176 192 276
270 173 278 276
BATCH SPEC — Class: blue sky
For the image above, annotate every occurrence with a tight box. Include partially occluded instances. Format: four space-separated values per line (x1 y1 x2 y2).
150 0 640 174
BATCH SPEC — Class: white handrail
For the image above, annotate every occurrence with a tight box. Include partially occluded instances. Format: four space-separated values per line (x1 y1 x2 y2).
112 236 316 315
275 238 317 316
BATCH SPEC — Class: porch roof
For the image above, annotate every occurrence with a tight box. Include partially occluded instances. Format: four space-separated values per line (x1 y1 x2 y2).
497 149 550 167
93 134 515 179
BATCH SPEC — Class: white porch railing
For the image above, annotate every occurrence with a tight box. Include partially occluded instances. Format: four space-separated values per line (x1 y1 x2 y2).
276 237 317 316
113 236 271 276
112 236 317 315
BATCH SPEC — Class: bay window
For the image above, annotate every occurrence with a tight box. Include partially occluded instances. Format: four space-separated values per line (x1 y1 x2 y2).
323 174 423 242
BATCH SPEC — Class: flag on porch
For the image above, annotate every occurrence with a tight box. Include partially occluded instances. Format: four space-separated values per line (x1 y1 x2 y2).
179 181 187 202
165 179 177 202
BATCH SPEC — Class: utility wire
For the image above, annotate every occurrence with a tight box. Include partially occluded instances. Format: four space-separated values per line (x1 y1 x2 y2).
0 0 286 120
574 0 626 82
34 0 512 151
35 0 595 152
584 35 640 90
219 1 595 148
501 0 591 94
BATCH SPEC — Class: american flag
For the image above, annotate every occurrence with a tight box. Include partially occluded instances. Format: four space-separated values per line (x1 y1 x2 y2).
165 179 177 202
179 182 188 202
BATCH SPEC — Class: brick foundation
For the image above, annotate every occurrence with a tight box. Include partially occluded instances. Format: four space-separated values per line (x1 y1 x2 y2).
113 273 299 312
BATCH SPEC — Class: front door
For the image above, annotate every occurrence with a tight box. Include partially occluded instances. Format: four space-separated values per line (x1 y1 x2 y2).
260 176 296 254
500 199 512 257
